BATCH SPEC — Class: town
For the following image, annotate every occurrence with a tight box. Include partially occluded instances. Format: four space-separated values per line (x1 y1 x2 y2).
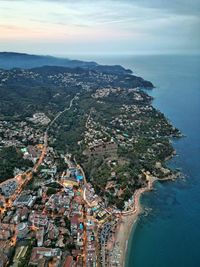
0 65 181 267
0 105 132 267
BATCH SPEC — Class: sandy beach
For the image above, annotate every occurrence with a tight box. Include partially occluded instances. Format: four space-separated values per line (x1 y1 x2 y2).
116 190 148 266
112 208 141 266
110 171 179 267
110 173 157 267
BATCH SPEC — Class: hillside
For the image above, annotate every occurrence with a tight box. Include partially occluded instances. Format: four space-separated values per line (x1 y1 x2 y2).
0 52 132 75
0 65 153 119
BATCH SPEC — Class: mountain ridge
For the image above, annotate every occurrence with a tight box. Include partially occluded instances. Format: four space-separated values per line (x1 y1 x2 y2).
0 52 132 75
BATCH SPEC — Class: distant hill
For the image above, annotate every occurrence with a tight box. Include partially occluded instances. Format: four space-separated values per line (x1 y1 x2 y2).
0 52 132 75
0 64 153 119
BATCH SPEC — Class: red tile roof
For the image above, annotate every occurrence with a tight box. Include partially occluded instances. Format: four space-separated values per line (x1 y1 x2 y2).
63 256 73 267
71 215 79 225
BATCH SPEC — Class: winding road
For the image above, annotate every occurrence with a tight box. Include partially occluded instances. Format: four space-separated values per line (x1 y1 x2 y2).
0 94 78 214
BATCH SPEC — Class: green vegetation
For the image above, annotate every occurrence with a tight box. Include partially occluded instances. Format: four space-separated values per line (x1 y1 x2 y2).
0 65 179 209
13 240 35 267
46 187 58 196
0 146 33 182
48 87 179 209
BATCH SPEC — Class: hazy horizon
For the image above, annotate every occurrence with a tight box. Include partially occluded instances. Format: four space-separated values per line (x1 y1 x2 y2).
1 51 200 58
0 0 199 56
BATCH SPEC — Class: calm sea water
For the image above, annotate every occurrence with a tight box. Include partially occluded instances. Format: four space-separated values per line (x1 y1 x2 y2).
78 54 200 267
123 55 200 267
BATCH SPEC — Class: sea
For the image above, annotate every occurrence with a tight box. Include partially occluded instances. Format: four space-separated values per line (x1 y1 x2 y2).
77 54 200 267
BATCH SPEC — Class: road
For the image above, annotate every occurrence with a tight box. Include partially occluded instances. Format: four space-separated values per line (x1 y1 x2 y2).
46 95 77 133
0 95 77 214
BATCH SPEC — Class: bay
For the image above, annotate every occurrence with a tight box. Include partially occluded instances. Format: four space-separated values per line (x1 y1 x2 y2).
77 54 200 267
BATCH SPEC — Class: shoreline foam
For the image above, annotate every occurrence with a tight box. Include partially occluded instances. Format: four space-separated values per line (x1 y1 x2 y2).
111 171 179 267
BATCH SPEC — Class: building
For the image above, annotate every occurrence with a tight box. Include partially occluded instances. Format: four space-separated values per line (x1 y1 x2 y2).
17 222 29 239
36 227 44 247
0 180 18 197
29 212 48 228
29 247 62 266
63 256 75 267
0 229 11 240
71 215 79 235
0 251 8 267
14 194 35 207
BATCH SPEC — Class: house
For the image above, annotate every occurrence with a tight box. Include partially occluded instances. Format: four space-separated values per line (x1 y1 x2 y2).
71 215 79 235
0 251 8 267
29 247 62 266
29 212 48 228
63 256 75 267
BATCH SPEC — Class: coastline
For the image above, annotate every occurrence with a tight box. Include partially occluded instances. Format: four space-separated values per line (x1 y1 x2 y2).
110 174 154 267
99 54 199 267
112 208 140 267
112 171 179 267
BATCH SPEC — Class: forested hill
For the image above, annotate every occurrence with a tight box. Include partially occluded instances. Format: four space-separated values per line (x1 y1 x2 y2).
0 52 132 75
0 65 153 119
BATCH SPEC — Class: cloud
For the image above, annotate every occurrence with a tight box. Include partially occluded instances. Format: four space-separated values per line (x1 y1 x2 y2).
0 0 199 54
133 0 200 16
4 0 198 16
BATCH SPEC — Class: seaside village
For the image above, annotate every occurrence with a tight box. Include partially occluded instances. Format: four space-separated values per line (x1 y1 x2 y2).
0 114 138 267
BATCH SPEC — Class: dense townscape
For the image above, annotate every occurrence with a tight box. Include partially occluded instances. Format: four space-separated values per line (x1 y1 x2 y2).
0 58 181 267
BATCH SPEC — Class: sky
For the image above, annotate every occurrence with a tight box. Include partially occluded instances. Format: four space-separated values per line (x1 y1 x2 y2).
0 0 199 56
